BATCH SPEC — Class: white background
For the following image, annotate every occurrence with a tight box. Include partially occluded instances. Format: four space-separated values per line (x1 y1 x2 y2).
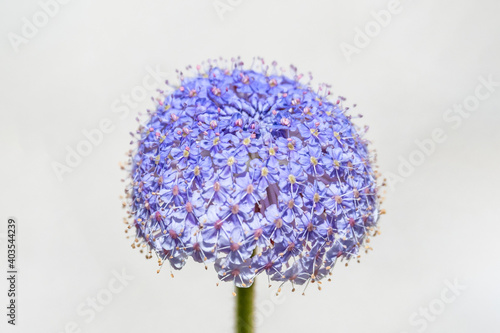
1 0 499 332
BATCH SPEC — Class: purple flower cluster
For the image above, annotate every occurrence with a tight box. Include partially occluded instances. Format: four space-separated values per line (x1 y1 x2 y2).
125 58 381 292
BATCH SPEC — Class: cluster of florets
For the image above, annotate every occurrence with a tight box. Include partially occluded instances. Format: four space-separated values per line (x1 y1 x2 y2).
124 58 381 293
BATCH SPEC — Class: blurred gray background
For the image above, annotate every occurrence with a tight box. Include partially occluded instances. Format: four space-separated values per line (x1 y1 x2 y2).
1 0 499 332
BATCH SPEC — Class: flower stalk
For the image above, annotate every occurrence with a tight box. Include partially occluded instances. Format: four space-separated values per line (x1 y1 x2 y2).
235 282 255 333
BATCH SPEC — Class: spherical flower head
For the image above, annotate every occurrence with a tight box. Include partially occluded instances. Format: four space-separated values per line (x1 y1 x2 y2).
124 57 382 293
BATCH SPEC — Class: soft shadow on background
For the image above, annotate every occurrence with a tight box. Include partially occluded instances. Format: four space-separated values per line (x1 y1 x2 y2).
1 0 499 332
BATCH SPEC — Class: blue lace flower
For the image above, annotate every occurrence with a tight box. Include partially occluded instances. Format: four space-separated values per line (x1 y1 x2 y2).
125 58 382 293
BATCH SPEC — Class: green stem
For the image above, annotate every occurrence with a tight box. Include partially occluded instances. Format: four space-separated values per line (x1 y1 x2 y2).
235 281 255 333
